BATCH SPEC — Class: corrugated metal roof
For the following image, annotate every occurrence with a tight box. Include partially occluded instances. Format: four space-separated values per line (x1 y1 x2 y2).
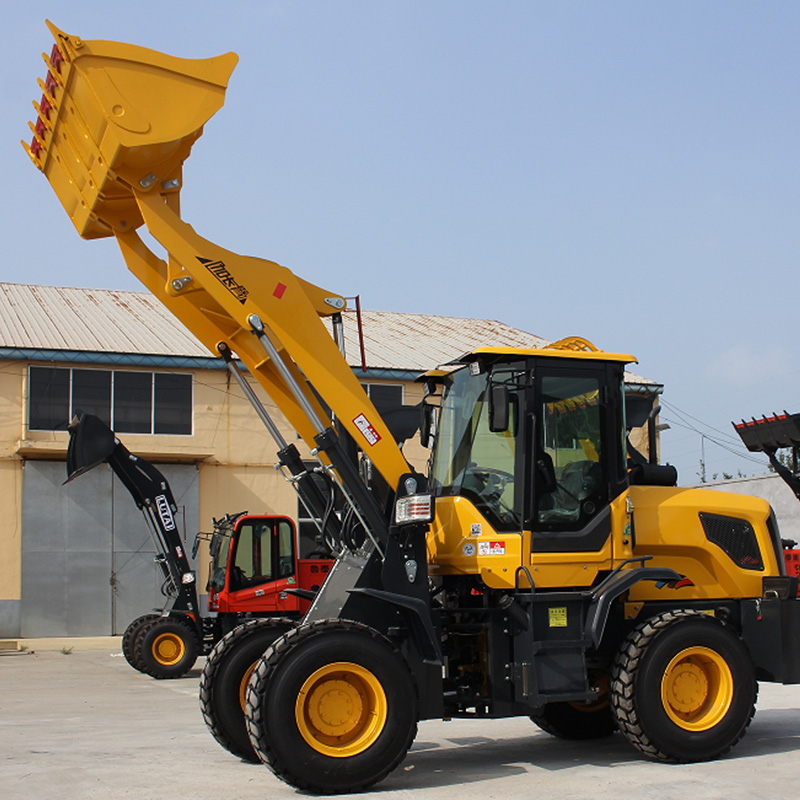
0 283 207 357
0 283 549 369
339 309 549 372
0 283 657 386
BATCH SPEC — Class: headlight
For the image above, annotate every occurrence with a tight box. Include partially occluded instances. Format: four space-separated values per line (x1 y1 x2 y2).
394 494 433 525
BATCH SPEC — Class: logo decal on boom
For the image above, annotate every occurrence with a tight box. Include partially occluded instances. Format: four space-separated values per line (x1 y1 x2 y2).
155 495 176 531
197 256 249 304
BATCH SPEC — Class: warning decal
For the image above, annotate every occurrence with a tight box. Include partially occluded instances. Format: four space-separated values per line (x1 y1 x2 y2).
478 541 505 556
548 607 568 628
353 413 381 446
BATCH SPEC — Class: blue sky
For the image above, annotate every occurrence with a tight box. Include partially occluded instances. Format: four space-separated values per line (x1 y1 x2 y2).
3 2 798 484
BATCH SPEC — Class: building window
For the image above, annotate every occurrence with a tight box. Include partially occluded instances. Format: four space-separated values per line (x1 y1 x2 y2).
29 367 70 430
154 373 194 435
113 371 152 433
361 383 403 411
28 366 193 435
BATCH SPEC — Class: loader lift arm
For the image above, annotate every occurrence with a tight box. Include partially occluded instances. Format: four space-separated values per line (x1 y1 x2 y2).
66 413 199 615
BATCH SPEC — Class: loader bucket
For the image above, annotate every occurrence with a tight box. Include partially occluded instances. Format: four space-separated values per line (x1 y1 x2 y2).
23 21 237 239
65 412 117 483
733 413 800 453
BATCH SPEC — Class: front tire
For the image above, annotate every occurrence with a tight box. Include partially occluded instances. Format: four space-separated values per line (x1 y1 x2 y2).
199 617 294 762
611 609 757 762
246 620 418 794
122 613 160 673
136 617 199 679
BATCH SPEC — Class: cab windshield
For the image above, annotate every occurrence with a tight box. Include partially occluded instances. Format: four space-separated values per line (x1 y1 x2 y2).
430 366 519 530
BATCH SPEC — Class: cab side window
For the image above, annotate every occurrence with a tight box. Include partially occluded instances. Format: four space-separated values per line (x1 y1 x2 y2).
230 519 297 590
536 374 606 530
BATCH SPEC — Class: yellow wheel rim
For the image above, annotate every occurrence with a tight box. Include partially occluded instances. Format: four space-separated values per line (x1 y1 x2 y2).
239 661 258 712
661 646 734 731
152 632 185 666
295 662 387 757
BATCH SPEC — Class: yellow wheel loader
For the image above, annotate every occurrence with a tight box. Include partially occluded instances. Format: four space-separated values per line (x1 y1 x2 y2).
24 22 800 794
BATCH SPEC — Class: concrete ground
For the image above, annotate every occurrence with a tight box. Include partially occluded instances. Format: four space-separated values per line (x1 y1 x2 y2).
3 642 800 800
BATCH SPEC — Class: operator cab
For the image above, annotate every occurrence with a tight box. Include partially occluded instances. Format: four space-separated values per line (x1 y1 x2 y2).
205 514 296 593
426 338 633 555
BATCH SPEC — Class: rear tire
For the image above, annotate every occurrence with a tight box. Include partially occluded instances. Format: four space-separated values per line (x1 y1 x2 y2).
136 617 199 679
122 613 160 672
199 617 294 762
246 620 418 794
611 609 757 762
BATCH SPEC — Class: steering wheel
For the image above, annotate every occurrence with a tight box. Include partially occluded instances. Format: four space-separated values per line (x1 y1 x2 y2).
464 466 516 522
467 466 514 495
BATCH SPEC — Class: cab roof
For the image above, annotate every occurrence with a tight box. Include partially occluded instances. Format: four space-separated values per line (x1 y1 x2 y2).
459 336 636 365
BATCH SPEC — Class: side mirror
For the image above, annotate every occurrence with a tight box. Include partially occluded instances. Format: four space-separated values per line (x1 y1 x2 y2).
489 384 510 432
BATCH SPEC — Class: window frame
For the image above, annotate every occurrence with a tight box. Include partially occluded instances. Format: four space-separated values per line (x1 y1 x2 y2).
27 365 194 436
360 382 404 410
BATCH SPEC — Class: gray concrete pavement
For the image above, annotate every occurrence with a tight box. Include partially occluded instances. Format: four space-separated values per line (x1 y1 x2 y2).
2 647 800 799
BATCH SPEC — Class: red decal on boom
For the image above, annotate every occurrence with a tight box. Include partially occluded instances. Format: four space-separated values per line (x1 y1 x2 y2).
353 413 381 446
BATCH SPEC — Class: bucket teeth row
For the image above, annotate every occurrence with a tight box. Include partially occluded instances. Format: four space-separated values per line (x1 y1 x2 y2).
24 44 64 167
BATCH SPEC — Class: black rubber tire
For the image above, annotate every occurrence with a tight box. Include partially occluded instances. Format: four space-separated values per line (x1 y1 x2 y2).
199 618 294 762
246 620 418 794
136 617 199 679
122 613 160 673
610 609 757 762
531 700 617 740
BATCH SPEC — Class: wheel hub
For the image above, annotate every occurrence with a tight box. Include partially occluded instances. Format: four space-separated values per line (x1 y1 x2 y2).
153 632 185 666
665 661 708 714
661 646 733 731
308 679 364 735
295 661 387 757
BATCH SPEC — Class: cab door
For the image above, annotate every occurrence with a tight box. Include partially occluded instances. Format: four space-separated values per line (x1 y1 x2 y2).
527 362 627 564
224 516 302 614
